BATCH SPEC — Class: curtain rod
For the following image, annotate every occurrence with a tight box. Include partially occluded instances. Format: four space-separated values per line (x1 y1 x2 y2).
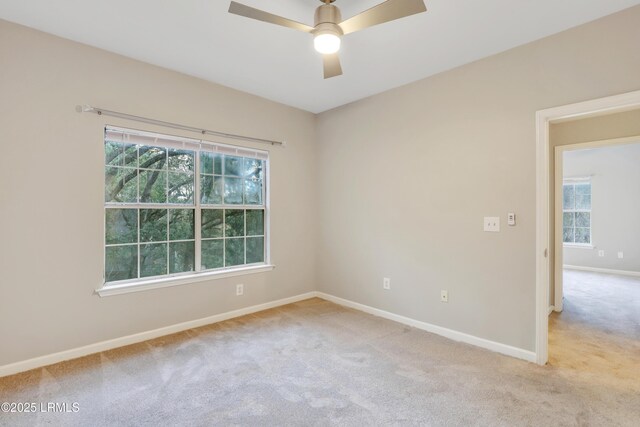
76 105 285 147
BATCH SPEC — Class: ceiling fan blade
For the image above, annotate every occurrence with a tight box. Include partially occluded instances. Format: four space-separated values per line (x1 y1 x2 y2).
323 54 343 79
228 1 314 33
339 0 427 35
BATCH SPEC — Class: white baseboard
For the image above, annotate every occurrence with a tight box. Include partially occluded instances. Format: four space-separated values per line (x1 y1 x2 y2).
0 292 318 378
564 264 640 277
316 292 537 363
548 306 555 315
1 290 539 377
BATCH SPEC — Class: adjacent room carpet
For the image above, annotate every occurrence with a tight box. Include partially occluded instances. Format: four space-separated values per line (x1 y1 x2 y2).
549 269 640 406
1 294 638 426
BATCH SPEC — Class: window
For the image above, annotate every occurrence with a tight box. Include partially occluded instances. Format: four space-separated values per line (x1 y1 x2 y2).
562 180 591 245
103 126 268 286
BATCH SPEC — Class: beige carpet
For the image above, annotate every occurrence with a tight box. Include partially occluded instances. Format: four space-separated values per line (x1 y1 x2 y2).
549 269 640 401
1 293 638 426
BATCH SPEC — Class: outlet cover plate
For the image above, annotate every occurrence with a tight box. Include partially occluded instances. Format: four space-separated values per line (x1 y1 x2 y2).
484 217 500 232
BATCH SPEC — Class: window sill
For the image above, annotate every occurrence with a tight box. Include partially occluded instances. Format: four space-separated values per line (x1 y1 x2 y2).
96 264 275 297
563 244 594 249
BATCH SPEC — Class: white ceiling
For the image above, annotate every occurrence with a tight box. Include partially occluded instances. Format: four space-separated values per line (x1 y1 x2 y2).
1 0 639 113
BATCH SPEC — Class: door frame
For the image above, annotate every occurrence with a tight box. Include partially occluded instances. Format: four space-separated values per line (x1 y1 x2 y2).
535 89 640 365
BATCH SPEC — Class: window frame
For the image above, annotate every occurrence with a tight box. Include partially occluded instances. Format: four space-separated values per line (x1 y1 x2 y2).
97 126 273 297
562 178 592 248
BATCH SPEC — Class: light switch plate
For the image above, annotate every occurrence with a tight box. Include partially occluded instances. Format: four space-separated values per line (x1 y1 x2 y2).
484 217 500 232
440 290 448 303
507 213 516 226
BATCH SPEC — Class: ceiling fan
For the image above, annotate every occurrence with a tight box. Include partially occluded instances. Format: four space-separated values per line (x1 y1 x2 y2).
228 0 427 79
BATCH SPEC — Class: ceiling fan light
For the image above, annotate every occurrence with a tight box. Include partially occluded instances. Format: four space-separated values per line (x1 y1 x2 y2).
314 33 341 54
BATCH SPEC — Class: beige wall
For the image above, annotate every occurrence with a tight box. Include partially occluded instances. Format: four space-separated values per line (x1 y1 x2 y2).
0 20 318 366
550 109 640 145
316 6 640 351
562 142 640 271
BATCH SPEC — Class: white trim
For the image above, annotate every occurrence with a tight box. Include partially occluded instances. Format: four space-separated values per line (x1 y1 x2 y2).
536 89 640 366
316 292 537 363
563 243 594 249
535 108 551 365
563 176 592 183
564 264 640 278
553 148 565 313
554 135 640 151
0 291 317 378
96 264 275 296
1 290 543 378
548 306 555 315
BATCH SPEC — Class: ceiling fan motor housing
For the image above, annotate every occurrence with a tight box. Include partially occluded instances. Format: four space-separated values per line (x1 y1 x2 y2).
313 4 343 37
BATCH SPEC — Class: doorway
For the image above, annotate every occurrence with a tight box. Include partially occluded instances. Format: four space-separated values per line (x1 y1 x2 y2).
534 89 640 365
549 137 640 376
553 135 640 310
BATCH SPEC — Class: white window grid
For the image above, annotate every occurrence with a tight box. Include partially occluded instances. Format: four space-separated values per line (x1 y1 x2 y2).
104 131 269 285
562 180 591 245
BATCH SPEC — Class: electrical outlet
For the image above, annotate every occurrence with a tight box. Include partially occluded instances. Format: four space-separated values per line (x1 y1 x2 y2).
440 290 448 303
598 250 605 257
484 217 500 232
618 252 624 259
383 278 391 290
236 284 244 296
